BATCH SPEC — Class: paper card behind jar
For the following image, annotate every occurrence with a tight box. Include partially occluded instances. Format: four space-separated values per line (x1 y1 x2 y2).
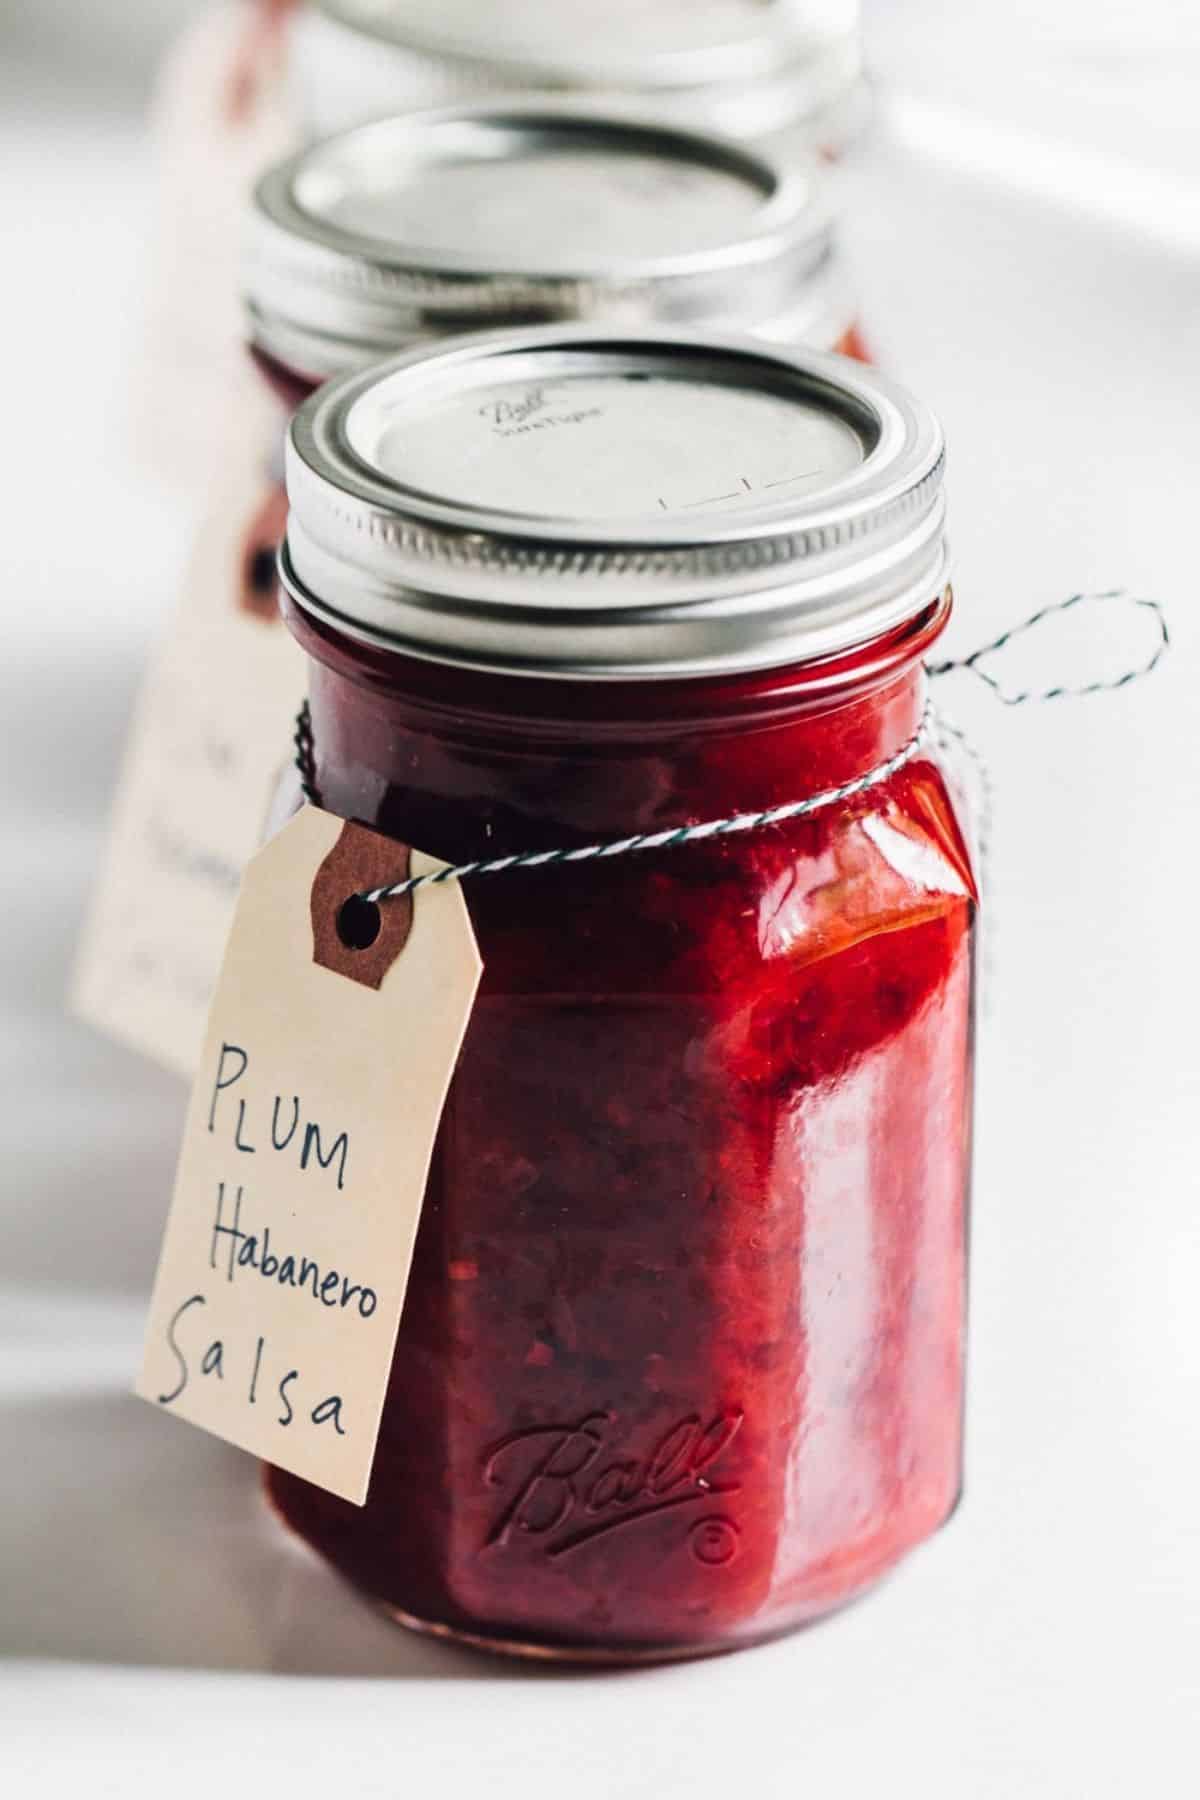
72 433 303 1079
128 2 295 488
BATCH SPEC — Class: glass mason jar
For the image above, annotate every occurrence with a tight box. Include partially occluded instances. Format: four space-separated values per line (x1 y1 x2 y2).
290 0 867 159
245 100 867 407
239 101 866 610
275 327 976 1662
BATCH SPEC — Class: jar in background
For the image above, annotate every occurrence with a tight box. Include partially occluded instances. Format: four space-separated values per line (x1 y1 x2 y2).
239 100 867 608
276 326 977 1662
290 0 867 158
245 101 867 403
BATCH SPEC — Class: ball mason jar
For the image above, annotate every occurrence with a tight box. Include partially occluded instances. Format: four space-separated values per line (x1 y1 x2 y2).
239 101 866 610
244 100 867 411
290 0 868 158
276 326 977 1662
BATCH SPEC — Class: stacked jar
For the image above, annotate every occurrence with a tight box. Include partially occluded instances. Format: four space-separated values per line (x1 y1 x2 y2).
239 101 867 607
290 0 868 158
275 325 976 1661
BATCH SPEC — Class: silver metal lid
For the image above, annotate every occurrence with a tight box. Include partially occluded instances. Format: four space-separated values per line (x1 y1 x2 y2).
246 103 845 379
294 2 867 154
282 325 947 681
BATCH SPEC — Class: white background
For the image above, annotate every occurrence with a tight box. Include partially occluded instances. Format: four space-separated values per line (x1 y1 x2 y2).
1 3 1197 1793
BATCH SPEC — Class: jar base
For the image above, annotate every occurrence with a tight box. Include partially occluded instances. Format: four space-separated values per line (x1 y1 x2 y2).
378 1578 891 1668
264 1465 914 1667
381 1604 746 1666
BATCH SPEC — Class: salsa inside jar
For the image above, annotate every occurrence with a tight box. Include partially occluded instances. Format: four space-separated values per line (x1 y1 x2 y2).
273 327 975 1660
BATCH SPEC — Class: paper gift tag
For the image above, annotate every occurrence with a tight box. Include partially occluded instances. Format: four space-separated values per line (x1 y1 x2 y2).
129 2 295 488
136 806 482 1505
72 448 303 1078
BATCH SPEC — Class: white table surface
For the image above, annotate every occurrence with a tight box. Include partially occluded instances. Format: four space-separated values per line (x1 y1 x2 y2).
2 6 1197 1793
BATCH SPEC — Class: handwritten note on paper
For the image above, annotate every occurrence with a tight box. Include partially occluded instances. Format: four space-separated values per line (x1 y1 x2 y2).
72 445 303 1079
136 808 482 1504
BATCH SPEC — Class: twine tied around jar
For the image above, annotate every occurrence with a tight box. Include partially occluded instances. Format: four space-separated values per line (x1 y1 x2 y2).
292 590 1168 904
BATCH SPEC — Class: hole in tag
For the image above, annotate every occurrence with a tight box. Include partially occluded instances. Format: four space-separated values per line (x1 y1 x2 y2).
336 894 382 952
312 820 413 988
248 545 278 594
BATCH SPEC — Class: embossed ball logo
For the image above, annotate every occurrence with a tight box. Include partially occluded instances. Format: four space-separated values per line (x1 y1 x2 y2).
481 1408 744 1563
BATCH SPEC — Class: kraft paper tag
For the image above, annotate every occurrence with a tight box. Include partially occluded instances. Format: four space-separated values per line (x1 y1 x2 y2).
136 807 482 1505
72 448 302 1079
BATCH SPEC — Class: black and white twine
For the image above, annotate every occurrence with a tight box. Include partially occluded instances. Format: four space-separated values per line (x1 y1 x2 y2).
293 590 1168 905
925 587 1169 703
